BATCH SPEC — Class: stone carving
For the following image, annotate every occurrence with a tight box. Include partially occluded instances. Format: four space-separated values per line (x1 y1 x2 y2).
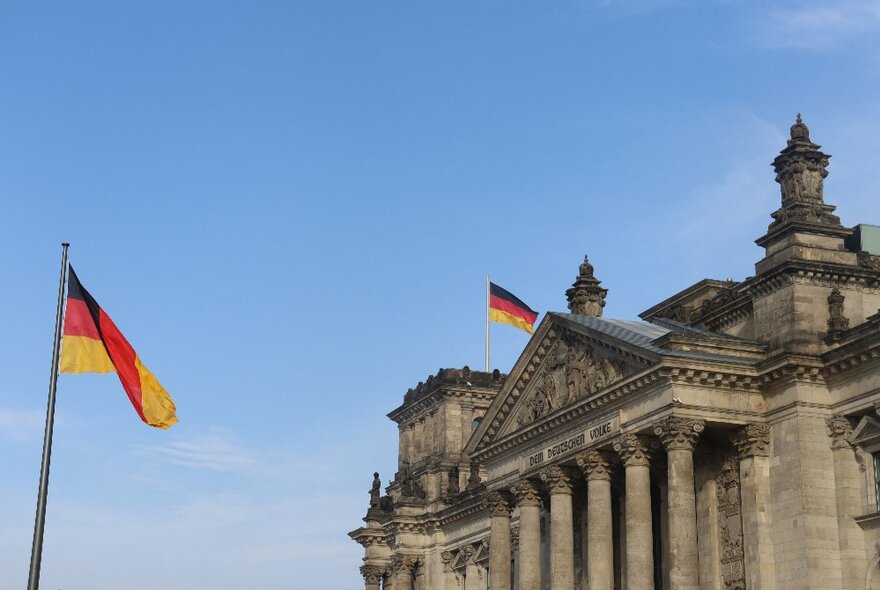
827 289 850 337
467 459 482 490
700 284 740 316
654 416 705 451
369 472 382 509
613 433 655 467
655 303 693 324
360 564 384 585
441 551 455 573
398 461 426 501
575 449 614 481
447 465 460 496
716 455 746 590
858 251 880 271
391 554 419 576
732 423 771 458
826 415 855 449
566 255 608 317
485 490 513 517
516 331 627 426
539 465 577 494
510 479 543 507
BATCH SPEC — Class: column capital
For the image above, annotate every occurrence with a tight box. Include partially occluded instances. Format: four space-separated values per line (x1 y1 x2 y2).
732 423 771 458
575 449 614 481
654 416 705 451
485 489 514 517
441 551 455 572
392 554 419 575
510 478 543 507
360 564 384 584
539 465 578 495
613 433 656 466
826 415 855 449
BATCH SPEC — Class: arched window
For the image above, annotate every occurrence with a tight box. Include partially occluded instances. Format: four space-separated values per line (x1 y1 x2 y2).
471 416 483 433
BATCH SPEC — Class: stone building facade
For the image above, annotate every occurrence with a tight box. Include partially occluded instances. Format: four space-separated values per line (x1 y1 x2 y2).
349 116 880 589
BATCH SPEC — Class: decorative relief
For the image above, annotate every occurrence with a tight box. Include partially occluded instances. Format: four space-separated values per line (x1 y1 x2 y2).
826 415 855 450
858 251 880 271
539 465 577 495
654 417 705 451
510 479 543 507
485 490 513 517
575 449 614 481
613 433 655 467
515 331 627 427
732 423 771 458
716 455 746 590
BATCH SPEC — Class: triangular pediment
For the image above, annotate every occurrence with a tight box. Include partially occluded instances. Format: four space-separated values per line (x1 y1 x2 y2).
467 313 660 453
852 415 880 447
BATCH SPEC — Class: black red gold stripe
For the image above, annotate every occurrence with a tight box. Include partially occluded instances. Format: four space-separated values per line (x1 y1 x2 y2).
489 282 538 334
59 266 177 429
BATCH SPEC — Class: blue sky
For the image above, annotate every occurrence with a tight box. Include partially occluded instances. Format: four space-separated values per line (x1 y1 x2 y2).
1 1 879 588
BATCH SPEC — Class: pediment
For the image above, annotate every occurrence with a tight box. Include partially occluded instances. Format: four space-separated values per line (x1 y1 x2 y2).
852 415 880 447
468 314 658 453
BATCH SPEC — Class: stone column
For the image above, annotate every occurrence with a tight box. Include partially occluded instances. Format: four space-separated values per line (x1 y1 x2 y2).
361 565 383 590
614 434 656 590
539 465 577 590
826 415 867 590
654 416 704 590
730 423 775 590
511 479 543 590
576 450 614 590
403 424 414 466
486 490 513 590
393 555 416 590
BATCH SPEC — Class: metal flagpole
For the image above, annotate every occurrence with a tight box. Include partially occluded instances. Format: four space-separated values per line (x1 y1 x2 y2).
485 275 490 372
28 242 69 590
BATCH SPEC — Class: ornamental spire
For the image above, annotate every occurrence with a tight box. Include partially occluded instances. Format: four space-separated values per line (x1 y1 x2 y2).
762 114 843 241
566 255 607 317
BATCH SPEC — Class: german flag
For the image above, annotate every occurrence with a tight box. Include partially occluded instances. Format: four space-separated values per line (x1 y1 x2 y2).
489 282 538 334
59 266 178 429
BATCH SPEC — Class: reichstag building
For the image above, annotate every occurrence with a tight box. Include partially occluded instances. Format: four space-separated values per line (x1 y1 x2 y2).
349 116 880 589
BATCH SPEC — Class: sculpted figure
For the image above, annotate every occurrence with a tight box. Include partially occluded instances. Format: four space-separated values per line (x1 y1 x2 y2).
370 472 381 509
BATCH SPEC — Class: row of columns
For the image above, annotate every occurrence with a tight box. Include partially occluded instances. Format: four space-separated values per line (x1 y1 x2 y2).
486 416 708 590
365 418 779 590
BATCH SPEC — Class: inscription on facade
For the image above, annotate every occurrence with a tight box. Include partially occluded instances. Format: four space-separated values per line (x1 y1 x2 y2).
519 414 620 473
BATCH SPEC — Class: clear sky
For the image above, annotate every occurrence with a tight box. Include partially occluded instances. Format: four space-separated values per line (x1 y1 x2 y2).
1 1 879 588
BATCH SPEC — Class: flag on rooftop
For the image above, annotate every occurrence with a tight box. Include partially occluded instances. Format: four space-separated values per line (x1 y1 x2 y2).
488 282 538 334
60 265 178 429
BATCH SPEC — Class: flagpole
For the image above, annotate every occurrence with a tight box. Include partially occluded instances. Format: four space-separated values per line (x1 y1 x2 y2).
28 242 69 590
485 275 490 372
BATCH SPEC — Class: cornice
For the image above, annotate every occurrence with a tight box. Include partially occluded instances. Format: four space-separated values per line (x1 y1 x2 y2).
389 388 499 424
756 354 825 387
436 489 488 526
749 261 880 300
474 357 759 463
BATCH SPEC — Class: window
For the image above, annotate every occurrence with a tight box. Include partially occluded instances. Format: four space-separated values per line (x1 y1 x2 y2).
472 416 483 433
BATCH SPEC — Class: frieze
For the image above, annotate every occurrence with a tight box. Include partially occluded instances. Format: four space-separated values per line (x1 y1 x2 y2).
519 413 620 474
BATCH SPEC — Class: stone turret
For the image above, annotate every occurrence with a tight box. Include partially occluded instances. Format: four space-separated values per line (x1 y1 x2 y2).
566 255 607 317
